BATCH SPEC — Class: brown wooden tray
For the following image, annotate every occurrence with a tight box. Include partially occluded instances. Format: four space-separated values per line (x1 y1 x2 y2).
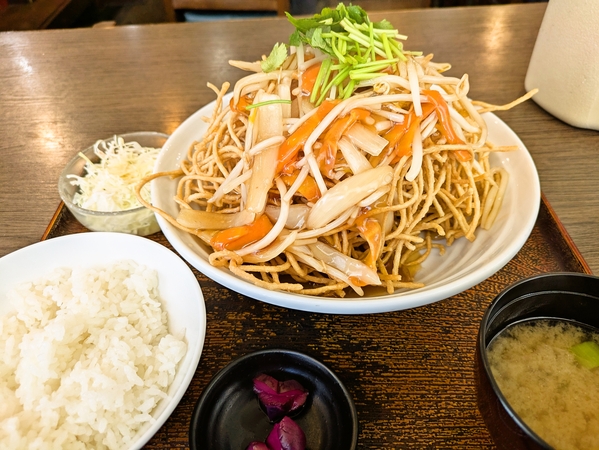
41 193 591 449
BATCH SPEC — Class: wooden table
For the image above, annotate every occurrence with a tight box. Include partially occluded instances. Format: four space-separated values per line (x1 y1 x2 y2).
1 3 598 448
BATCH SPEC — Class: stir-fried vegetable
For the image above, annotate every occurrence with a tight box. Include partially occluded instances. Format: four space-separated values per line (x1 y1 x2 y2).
287 4 415 104
210 215 273 252
246 92 284 214
138 3 536 297
306 165 393 229
276 100 338 174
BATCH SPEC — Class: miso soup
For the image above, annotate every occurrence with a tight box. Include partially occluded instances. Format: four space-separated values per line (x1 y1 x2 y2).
487 319 599 450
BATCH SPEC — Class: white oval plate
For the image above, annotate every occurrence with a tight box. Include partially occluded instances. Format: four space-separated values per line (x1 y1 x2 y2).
153 95 540 314
0 232 206 449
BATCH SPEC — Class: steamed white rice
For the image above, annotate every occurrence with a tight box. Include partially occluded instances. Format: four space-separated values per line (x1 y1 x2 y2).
0 260 187 449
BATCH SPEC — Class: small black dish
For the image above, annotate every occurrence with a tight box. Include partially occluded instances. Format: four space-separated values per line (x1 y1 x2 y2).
189 349 358 450
475 272 599 450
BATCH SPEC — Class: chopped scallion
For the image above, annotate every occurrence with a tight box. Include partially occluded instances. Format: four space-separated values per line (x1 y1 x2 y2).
286 3 412 104
349 72 385 81
570 341 599 370
311 57 333 104
245 99 292 110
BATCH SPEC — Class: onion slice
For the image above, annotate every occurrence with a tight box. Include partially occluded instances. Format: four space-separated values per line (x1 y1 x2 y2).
176 209 255 230
345 122 388 156
306 166 393 229
265 204 310 230
405 127 423 182
246 92 284 214
288 247 365 295
308 241 381 286
338 137 372 175
243 231 298 264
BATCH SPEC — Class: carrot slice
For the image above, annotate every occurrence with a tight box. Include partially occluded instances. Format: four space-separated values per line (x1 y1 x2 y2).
276 100 338 174
422 89 471 162
229 95 253 115
388 103 435 164
210 214 273 252
317 108 370 177
280 170 321 202
422 90 462 144
301 63 322 96
355 212 382 270
383 118 410 151
379 117 411 167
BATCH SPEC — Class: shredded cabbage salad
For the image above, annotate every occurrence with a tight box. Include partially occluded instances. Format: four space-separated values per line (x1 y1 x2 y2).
69 137 160 212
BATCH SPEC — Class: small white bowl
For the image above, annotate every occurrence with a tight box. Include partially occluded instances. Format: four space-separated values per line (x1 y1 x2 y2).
0 232 206 449
58 132 168 236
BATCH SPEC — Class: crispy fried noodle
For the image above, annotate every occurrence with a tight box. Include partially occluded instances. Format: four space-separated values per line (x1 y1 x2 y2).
137 5 535 298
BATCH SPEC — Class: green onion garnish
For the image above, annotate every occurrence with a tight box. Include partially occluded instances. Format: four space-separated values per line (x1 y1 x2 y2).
245 99 292 111
286 3 415 105
570 340 599 370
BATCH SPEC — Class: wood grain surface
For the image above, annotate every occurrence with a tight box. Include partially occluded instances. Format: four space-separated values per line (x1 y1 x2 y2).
1 3 599 448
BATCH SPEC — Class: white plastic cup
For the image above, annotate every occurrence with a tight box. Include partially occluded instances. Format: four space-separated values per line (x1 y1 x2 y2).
524 0 599 131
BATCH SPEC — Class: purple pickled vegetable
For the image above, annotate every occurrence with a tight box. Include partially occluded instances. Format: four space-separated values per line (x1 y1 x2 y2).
265 416 306 450
278 380 308 411
254 373 279 392
246 442 270 450
253 374 308 422
278 379 303 393
257 392 295 422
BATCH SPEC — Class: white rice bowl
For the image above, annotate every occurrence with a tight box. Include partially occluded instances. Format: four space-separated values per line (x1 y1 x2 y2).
0 233 206 449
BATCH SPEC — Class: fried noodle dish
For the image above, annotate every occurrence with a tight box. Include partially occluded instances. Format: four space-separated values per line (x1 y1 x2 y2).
138 4 535 298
